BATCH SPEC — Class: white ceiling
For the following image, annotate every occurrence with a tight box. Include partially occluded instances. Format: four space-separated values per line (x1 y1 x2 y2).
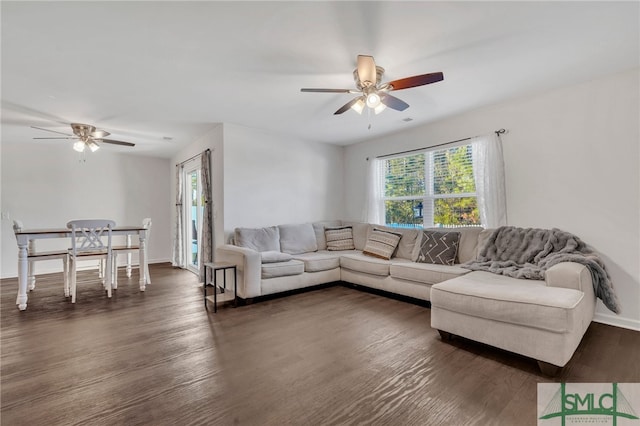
2 1 638 158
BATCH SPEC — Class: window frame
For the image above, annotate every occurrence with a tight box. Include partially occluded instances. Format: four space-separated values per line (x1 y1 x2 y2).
380 142 479 228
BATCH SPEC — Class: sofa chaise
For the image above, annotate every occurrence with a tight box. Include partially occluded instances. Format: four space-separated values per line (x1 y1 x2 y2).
216 221 598 374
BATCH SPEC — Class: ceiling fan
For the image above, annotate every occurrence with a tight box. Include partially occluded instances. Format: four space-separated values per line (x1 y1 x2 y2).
301 55 444 115
32 123 135 152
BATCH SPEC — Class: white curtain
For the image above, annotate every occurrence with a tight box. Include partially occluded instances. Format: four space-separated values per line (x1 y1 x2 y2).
199 150 213 282
363 158 383 224
471 133 508 228
172 165 184 267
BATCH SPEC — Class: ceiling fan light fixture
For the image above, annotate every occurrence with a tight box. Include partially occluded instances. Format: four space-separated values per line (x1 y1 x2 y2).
73 141 86 152
351 98 365 114
87 140 100 152
374 103 387 115
366 92 381 108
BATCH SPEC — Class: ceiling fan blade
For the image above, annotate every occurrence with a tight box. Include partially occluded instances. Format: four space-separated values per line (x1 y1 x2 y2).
387 72 444 91
97 139 135 147
31 126 73 136
91 130 111 138
33 137 79 140
301 88 353 93
357 55 377 87
380 93 410 111
334 97 360 115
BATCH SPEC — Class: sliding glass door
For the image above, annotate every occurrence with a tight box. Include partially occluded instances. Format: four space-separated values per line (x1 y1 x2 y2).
184 164 203 274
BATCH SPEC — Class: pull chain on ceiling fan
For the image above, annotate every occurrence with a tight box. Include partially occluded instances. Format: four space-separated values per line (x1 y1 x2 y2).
301 55 444 115
32 123 136 152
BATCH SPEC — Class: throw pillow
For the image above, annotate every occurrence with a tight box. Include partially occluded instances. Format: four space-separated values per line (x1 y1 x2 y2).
417 230 461 265
312 220 342 250
363 228 402 260
261 251 293 264
278 223 318 254
325 226 355 251
234 226 280 252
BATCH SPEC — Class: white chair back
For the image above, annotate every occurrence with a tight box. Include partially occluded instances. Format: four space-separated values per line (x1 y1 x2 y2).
67 219 116 255
66 219 116 303
109 218 153 288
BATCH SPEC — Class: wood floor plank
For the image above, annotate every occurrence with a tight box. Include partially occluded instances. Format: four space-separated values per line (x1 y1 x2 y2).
1 263 638 425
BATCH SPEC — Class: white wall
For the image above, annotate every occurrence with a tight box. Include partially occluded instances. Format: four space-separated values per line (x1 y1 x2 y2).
344 68 640 330
1 143 172 278
223 123 345 238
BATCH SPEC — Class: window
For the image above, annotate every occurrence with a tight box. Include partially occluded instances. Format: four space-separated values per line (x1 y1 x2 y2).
382 143 480 228
183 162 203 274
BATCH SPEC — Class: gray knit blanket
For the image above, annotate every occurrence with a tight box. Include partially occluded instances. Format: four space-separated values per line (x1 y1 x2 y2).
462 226 620 314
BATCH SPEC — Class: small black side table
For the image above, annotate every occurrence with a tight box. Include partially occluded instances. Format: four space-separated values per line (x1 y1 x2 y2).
203 262 237 313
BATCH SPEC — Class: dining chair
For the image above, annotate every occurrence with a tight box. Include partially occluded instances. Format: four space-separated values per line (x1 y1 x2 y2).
67 219 115 303
110 218 152 289
13 220 69 295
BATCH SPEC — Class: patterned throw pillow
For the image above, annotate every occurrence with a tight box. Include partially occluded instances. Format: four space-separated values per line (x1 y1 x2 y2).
363 228 402 260
325 226 355 251
417 230 461 265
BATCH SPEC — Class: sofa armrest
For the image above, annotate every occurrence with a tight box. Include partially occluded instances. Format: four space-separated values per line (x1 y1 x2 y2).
216 245 261 299
545 262 592 293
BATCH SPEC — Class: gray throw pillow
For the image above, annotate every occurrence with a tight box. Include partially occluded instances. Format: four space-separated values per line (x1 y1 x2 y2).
278 223 318 254
234 226 280 252
417 230 461 265
261 251 293 264
363 228 402 260
325 226 355 251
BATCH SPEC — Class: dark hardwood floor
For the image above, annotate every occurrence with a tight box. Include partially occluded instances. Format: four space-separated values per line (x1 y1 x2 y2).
1 263 638 425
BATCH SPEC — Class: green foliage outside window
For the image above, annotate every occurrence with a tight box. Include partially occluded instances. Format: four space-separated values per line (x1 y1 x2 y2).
384 154 425 226
383 145 480 227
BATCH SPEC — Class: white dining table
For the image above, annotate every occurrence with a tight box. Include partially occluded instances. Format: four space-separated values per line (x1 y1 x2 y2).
14 225 149 310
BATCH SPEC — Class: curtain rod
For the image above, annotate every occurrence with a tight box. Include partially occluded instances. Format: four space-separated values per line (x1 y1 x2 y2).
176 148 211 167
374 129 506 160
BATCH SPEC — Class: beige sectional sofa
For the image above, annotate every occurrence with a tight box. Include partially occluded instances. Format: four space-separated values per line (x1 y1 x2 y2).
216 221 596 373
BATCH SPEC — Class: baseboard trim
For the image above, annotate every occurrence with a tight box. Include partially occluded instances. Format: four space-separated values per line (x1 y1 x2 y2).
593 312 640 331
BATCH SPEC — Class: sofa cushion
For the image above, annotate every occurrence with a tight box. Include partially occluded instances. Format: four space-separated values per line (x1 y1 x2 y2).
325 226 355 251
235 226 280 252
312 220 342 250
340 252 392 276
363 228 402 260
342 221 371 250
417 230 461 266
261 251 293 264
278 223 318 254
390 262 470 285
292 251 341 272
430 271 585 333
261 259 305 279
373 225 422 261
